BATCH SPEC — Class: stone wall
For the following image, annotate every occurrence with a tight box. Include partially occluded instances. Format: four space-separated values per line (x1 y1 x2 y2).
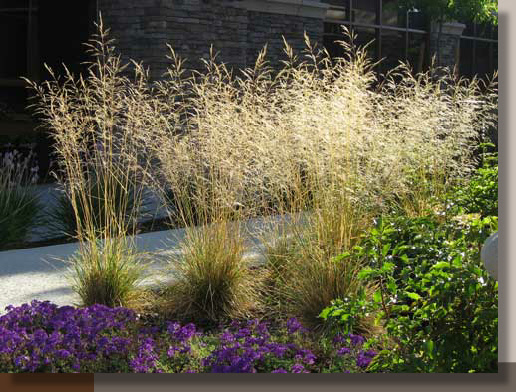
97 0 327 79
246 11 323 68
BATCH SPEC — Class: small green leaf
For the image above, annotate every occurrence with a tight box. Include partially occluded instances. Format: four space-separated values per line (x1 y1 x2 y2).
340 314 350 322
400 254 410 263
382 243 391 257
424 340 435 359
431 261 450 270
332 252 351 263
319 308 331 319
358 267 376 280
387 280 397 293
406 292 421 301
373 290 383 303
452 254 462 267
381 262 395 273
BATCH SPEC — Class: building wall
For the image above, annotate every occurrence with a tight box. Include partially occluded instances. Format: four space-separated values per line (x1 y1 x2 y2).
97 0 326 79
246 10 323 68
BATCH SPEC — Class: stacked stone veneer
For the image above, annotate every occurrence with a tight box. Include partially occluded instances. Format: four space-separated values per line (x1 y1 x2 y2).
246 10 323 68
97 0 325 79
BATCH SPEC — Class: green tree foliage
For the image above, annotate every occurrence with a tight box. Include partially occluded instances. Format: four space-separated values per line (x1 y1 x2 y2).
398 0 498 24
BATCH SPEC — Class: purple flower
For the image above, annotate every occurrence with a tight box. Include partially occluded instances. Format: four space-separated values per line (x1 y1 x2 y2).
56 349 71 359
348 334 366 346
304 352 316 365
221 331 236 345
356 350 377 368
175 323 196 342
167 346 180 358
235 328 251 339
180 345 191 354
291 364 307 373
14 356 29 368
337 347 351 356
130 338 159 373
1 301 334 374
269 344 288 358
333 334 346 344
287 318 303 334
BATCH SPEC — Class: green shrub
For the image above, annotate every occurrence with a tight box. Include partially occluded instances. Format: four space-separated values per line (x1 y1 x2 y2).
355 213 498 373
453 151 498 218
320 155 499 371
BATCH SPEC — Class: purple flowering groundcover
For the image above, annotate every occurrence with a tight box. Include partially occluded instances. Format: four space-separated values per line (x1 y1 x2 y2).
0 300 377 373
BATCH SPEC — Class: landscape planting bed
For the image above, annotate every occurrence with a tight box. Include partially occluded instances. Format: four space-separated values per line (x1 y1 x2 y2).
0 214 291 314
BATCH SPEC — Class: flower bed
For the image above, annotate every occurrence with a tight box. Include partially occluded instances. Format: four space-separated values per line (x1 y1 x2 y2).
0 300 377 373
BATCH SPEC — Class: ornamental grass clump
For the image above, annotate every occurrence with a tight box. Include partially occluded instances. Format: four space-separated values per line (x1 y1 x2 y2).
263 223 375 331
69 238 145 308
161 221 261 324
127 27 496 322
49 168 140 238
26 22 148 242
141 28 496 222
24 21 497 316
0 149 41 250
25 21 151 306
125 29 495 248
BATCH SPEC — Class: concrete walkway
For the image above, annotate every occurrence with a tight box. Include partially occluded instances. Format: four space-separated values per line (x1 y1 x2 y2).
0 214 295 315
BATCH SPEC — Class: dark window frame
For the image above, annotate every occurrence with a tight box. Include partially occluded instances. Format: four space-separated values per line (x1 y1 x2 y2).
323 0 498 78
0 0 39 87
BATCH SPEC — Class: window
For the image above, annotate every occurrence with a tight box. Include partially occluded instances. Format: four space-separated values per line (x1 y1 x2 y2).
0 0 96 121
323 1 428 75
323 0 497 78
0 0 38 117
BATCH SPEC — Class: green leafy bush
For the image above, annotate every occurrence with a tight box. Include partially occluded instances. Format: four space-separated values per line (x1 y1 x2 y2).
319 287 377 336
353 212 497 373
453 151 498 218
319 154 499 372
